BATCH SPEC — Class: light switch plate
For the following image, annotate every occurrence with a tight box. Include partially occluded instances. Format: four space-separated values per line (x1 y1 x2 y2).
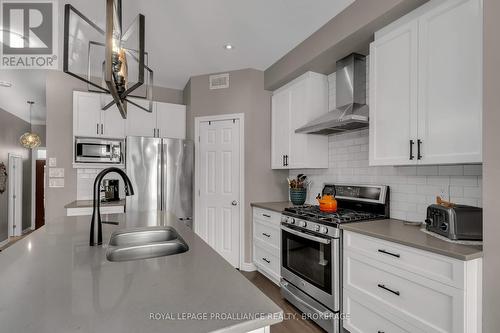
48 157 57 167
49 168 64 178
49 178 64 188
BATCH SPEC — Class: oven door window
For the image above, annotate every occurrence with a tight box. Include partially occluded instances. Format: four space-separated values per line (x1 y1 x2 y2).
77 143 110 158
282 229 332 293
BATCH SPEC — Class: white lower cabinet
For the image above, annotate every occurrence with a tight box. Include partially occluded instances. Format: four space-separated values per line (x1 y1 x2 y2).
343 231 482 333
252 207 281 285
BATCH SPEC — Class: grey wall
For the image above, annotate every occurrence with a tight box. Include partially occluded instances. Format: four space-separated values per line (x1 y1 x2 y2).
184 68 289 263
45 70 184 222
482 0 500 330
0 108 32 241
264 0 428 90
31 125 46 147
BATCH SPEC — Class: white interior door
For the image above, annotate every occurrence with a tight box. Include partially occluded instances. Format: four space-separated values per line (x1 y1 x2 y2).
198 118 241 267
8 155 23 237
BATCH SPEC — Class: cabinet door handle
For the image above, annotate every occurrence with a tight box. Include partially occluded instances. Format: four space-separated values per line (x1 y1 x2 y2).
101 124 103 135
97 124 99 135
153 129 156 137
378 249 400 258
262 214 271 218
285 155 289 166
417 139 422 160
378 283 400 296
262 233 271 238
157 128 160 137
409 140 415 160
282 155 285 167
262 258 271 264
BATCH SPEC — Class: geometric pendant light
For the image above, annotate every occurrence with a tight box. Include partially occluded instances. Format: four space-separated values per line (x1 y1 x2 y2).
63 0 154 119
19 101 41 149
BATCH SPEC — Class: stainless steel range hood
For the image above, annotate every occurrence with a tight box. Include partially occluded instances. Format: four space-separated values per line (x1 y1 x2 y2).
296 53 368 135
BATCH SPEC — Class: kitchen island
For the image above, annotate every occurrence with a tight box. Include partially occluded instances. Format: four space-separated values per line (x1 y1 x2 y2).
0 212 282 333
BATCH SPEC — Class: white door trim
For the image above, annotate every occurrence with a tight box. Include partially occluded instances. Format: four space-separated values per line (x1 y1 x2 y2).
194 113 245 269
8 154 23 237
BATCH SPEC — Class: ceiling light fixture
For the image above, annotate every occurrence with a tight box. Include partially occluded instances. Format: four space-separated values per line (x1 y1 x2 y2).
19 101 41 149
0 81 12 87
224 44 233 50
63 0 153 119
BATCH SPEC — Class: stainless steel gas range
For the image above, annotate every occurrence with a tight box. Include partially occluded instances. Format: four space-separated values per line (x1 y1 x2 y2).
280 184 389 333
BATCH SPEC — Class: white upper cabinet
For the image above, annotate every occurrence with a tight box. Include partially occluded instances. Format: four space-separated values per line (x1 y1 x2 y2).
271 89 291 169
100 95 126 138
369 0 482 166
370 21 419 165
73 91 102 137
73 91 187 139
156 102 186 139
417 0 482 164
73 91 125 138
126 98 157 137
271 72 329 169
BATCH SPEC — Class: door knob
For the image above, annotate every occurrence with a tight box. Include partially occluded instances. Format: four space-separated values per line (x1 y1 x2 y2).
231 200 238 206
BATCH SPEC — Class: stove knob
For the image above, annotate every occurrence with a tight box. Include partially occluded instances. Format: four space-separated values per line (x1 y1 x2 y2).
290 218 296 225
281 216 288 223
314 225 320 232
299 221 307 228
320 226 328 234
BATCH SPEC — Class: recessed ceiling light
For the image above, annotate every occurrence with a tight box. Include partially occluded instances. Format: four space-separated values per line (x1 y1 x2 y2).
223 44 233 50
0 81 12 87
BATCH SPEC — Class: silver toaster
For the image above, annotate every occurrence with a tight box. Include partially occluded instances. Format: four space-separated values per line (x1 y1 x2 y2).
425 204 483 241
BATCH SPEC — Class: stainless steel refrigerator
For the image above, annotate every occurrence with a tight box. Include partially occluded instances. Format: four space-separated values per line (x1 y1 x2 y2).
126 136 194 228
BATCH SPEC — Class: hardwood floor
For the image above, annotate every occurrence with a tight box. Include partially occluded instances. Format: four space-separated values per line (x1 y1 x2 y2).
0 230 34 252
240 270 325 333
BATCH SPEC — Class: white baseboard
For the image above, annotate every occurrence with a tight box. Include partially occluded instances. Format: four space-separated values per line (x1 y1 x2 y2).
240 262 257 272
22 227 34 234
0 238 9 248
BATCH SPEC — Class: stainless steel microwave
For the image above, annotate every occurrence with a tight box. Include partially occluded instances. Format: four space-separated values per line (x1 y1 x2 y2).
75 138 123 164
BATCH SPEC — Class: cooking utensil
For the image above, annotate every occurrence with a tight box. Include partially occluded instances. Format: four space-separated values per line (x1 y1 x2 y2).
316 193 337 213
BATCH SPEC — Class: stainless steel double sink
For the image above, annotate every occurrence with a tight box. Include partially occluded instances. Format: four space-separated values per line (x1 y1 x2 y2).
106 226 189 262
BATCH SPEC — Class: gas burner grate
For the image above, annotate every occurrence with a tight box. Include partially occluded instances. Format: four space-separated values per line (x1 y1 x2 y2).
284 205 383 224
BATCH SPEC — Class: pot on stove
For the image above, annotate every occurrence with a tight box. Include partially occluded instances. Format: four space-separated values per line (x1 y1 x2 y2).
316 193 337 213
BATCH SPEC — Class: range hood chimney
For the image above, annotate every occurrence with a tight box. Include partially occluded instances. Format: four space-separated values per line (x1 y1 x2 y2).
295 53 369 135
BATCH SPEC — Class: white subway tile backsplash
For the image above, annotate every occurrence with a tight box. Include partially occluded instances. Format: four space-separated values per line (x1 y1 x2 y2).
438 165 464 176
416 165 439 176
289 70 482 223
464 164 482 176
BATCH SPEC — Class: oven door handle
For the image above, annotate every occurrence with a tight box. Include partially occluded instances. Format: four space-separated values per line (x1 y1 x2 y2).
281 226 331 244
280 281 332 318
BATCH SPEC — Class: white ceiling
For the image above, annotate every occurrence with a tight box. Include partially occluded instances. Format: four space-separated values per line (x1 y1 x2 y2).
0 0 354 123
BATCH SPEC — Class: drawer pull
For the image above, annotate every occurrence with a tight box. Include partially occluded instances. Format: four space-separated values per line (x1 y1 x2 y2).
262 257 271 264
262 232 271 238
378 249 400 258
378 331 385 333
378 283 400 296
262 214 271 218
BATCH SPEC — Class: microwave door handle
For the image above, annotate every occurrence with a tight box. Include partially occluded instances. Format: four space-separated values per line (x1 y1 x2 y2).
281 225 331 244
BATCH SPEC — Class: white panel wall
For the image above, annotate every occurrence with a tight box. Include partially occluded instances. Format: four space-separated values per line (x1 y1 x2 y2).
289 63 482 223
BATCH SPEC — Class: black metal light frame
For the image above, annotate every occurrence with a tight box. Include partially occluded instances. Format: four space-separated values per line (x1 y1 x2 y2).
63 0 153 119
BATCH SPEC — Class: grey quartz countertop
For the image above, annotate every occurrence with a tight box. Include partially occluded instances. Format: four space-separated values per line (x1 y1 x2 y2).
250 202 296 213
65 199 126 208
341 219 483 261
0 212 282 333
